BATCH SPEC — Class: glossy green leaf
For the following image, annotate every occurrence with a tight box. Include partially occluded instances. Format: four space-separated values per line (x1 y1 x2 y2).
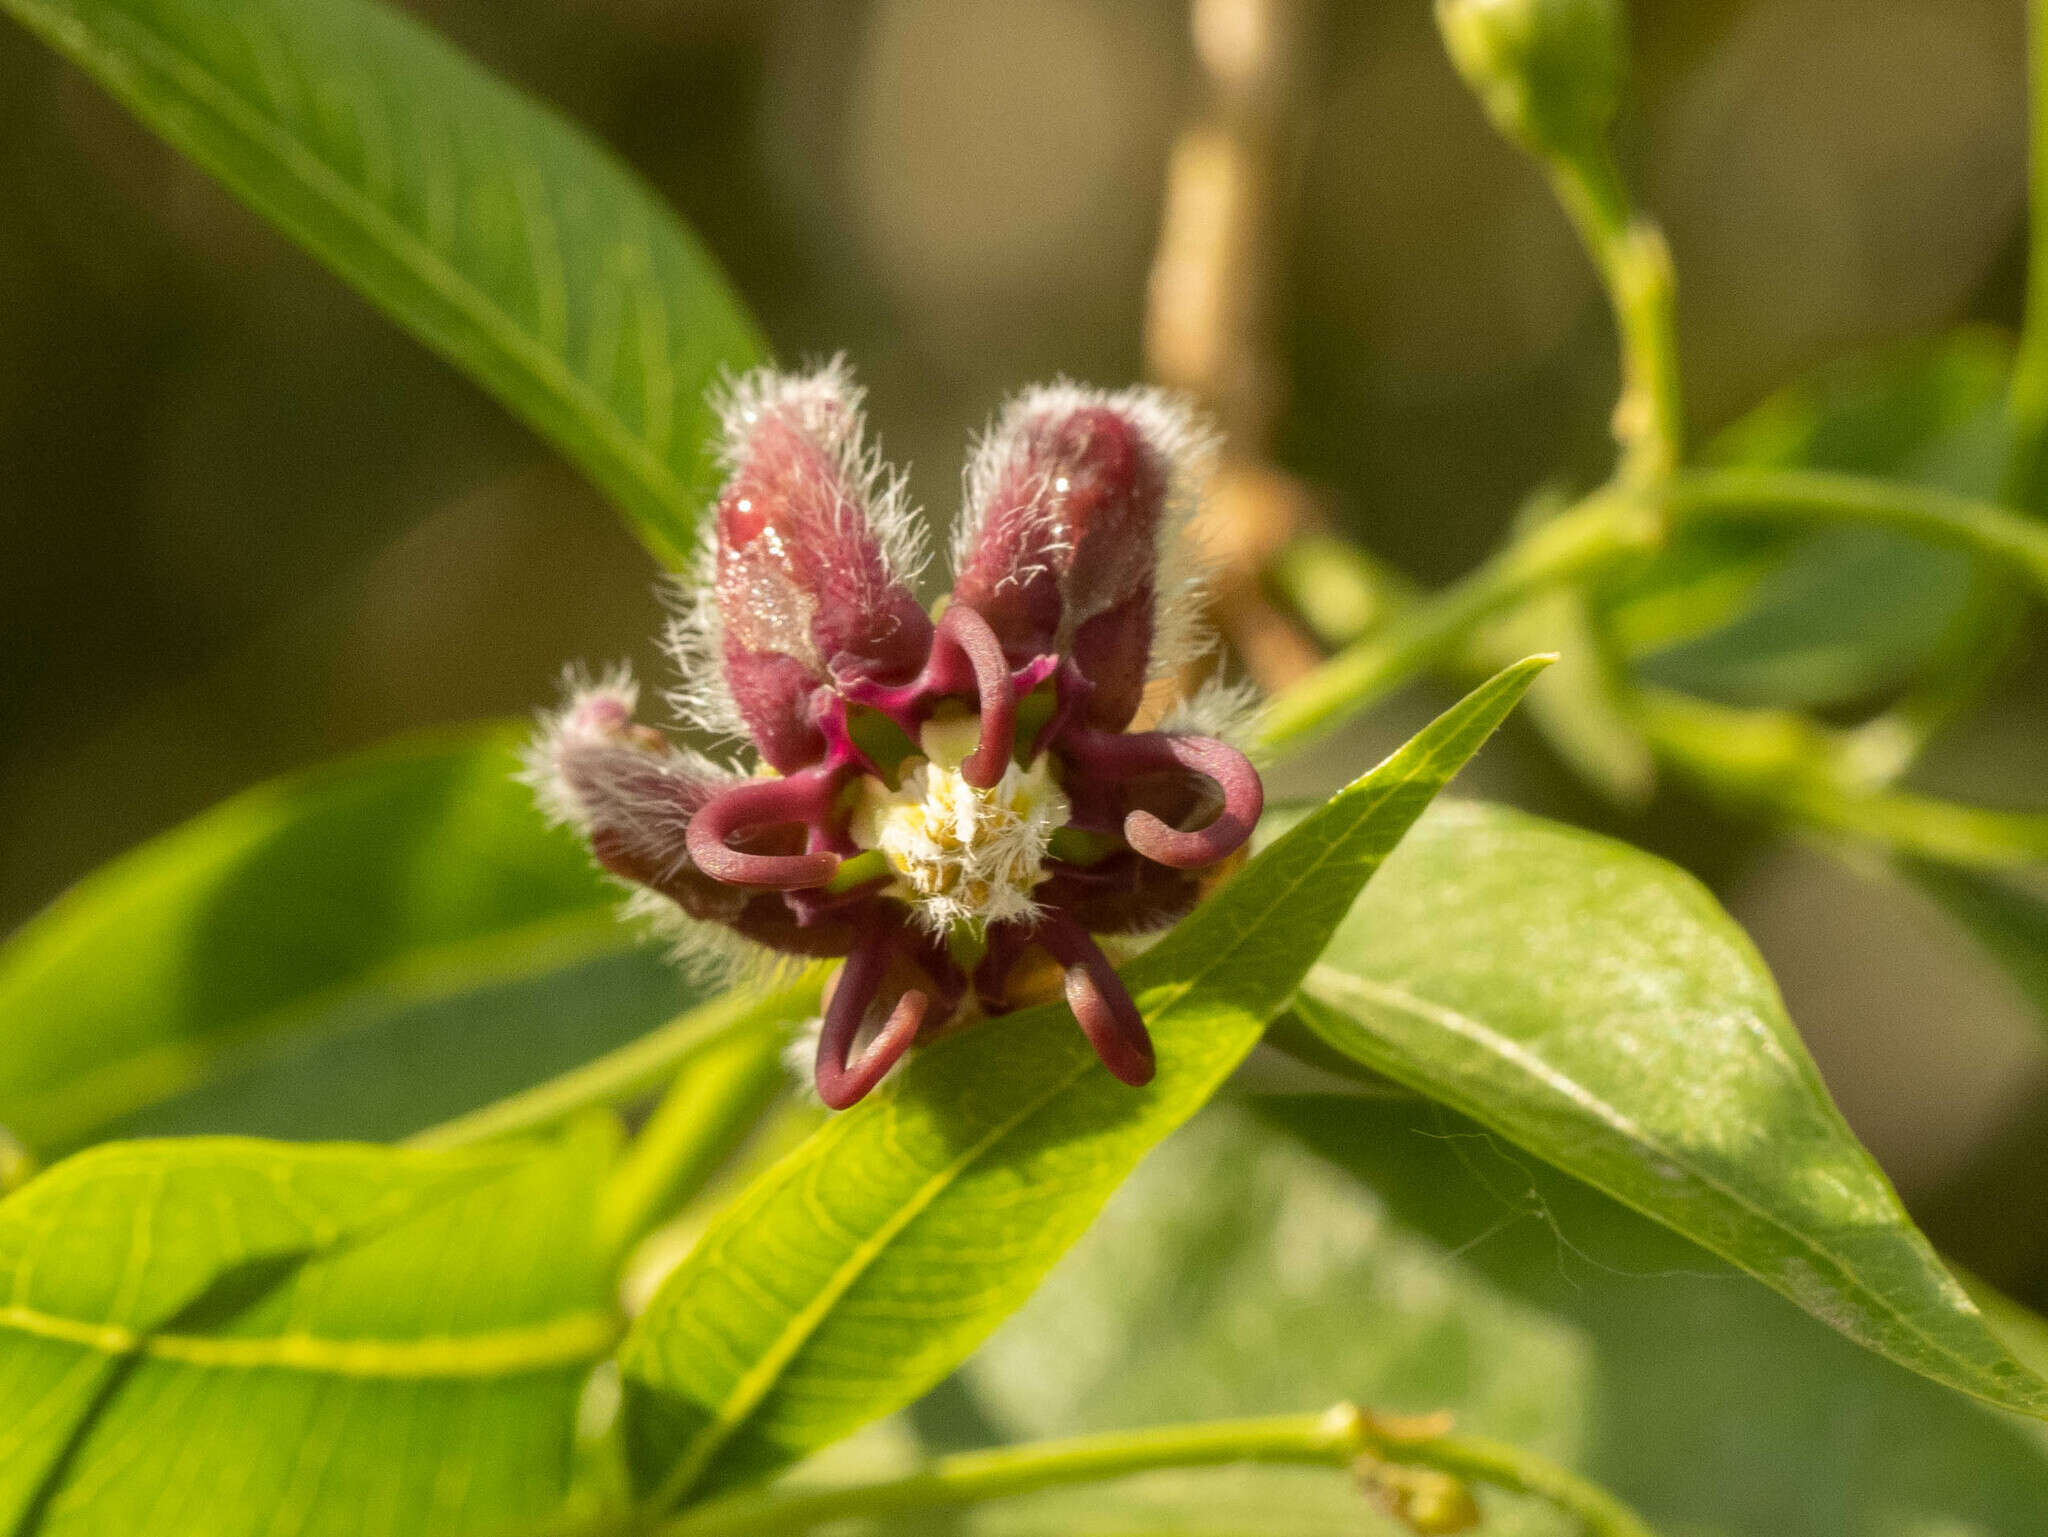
1899 857 2048 1036
0 730 700 1154
615 659 1549 1509
1615 328 2008 707
0 1130 616 1536
1289 798 2048 1420
1 0 764 567
919 1099 2048 1536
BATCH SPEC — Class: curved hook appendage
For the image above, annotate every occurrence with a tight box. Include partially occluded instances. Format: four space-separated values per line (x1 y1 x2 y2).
816 932 929 1109
935 603 1017 789
1038 915 1155 1086
684 769 840 889
1061 730 1264 870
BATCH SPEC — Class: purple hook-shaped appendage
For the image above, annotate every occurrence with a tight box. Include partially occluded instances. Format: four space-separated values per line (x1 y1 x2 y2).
1058 729 1263 870
684 764 842 889
1036 913 1155 1087
815 928 929 1109
929 603 1017 789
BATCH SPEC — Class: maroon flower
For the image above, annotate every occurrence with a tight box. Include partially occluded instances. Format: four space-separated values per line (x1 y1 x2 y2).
533 363 1263 1108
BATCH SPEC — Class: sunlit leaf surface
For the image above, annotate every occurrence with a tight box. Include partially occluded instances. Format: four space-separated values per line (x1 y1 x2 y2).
615 661 1548 1508
909 1100 2048 1536
1290 799 2048 1419
0 1130 614 1536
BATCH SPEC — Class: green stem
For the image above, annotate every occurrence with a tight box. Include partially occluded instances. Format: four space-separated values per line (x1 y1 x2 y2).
1666 468 2048 593
2006 0 2048 512
404 969 827 1151
1549 150 1683 486
1263 534 1420 650
1636 689 2048 867
1256 492 1659 755
653 1405 1658 1537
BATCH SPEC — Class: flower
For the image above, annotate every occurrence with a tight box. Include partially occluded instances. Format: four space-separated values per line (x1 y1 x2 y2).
532 362 1263 1109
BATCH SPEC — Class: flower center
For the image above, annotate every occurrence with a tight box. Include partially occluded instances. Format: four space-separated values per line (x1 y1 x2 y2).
849 715 1070 933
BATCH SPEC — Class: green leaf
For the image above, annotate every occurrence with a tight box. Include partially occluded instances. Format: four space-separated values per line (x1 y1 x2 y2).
1614 328 2009 707
1898 857 2048 1036
1 0 764 567
0 1130 616 1536
0 729 701 1154
615 659 1550 1509
1289 798 2048 1420
931 1098 2048 1536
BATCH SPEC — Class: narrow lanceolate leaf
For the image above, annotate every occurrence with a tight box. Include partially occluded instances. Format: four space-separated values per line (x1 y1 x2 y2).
0 1131 616 1537
1292 799 2048 1420
617 658 1550 1509
0 730 699 1154
1 0 764 566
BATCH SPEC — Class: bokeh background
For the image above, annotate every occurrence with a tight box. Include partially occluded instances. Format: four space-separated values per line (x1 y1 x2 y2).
5 0 2047 1291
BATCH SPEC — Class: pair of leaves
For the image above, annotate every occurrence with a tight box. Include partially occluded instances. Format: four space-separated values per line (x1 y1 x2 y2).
0 730 701 1157
1278 798 2048 1422
931 1098 2048 1536
0 663 1545 1533
0 1130 615 1537
612 661 1550 1510
0 0 764 570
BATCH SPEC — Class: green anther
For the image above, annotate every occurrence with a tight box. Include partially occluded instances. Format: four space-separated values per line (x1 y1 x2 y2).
824 849 891 893
1048 827 1122 867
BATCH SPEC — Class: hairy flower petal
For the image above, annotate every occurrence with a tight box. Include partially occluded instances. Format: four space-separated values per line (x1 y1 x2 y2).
709 363 932 768
953 386 1213 729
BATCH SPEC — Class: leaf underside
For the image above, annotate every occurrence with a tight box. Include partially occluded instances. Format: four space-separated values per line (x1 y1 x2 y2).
1290 798 2048 1420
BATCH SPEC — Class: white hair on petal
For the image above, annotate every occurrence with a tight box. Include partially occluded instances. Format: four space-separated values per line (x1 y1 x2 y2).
953 381 1221 684
519 662 643 829
617 886 815 991
522 666 788 986
781 1013 827 1106
665 358 931 746
1157 672 1266 760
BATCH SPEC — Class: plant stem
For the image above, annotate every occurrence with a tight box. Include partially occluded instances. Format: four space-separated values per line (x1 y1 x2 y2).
1549 151 1683 487
652 1404 1659 1537
404 969 827 1151
1255 493 1659 755
2006 0 2048 512
1666 468 2048 594
1636 689 2048 867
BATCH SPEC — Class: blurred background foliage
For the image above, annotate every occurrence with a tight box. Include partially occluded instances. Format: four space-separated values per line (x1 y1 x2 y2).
4 0 2048 1299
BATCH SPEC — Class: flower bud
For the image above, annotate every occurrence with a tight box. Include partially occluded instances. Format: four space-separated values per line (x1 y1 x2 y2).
1435 0 1624 163
954 388 1208 730
711 365 931 770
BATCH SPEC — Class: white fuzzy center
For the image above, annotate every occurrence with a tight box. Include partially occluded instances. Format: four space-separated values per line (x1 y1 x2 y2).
849 716 1069 933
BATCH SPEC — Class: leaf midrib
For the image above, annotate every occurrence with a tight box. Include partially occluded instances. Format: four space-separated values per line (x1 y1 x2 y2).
17 908 646 1150
0 1303 619 1380
1301 965 2048 1411
653 774 1423 1508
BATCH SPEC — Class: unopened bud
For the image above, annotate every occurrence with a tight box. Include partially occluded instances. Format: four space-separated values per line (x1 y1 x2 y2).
1435 0 1624 163
1359 1461 1482 1535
